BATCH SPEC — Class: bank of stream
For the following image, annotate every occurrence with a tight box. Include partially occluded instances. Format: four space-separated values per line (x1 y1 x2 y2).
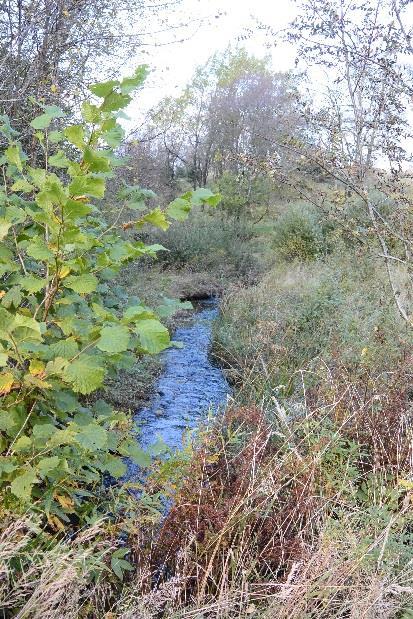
127 298 230 479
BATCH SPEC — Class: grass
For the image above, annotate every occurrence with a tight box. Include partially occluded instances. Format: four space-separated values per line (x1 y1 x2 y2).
4 197 413 618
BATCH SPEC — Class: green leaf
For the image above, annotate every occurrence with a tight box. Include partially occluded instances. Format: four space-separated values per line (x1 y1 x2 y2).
13 436 32 453
120 440 151 467
0 220 11 240
50 337 79 359
103 456 127 478
103 125 124 148
97 325 130 353
5 145 23 171
122 305 154 323
69 175 105 198
48 151 70 168
0 352 8 366
36 177 66 208
76 423 108 451
0 307 14 331
111 548 134 580
63 356 105 394
90 80 118 98
31 105 65 129
139 208 169 231
101 92 131 112
120 66 149 94
64 125 85 150
49 130 64 144
166 197 191 222
37 456 60 478
64 273 98 294
32 423 57 445
0 458 17 476
64 199 92 220
20 275 45 293
135 319 170 354
83 147 110 173
12 314 43 340
45 357 68 376
11 178 34 193
26 238 54 261
27 167 47 189
4 205 26 224
2 286 22 309
81 101 101 123
30 113 53 130
190 188 221 206
10 467 38 500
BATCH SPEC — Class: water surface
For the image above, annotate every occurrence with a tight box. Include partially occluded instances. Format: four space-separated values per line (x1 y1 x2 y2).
132 298 230 455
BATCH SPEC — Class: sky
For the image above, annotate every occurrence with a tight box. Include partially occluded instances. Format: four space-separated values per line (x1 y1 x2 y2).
124 0 298 127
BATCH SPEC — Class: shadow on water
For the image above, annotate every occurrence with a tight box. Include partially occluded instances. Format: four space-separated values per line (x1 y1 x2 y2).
126 297 230 481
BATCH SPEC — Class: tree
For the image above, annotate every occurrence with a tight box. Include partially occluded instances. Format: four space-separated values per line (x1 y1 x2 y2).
279 0 413 321
127 48 304 226
0 0 192 134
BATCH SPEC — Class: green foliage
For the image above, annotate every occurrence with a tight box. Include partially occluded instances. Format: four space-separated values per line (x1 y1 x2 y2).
142 208 259 277
273 203 328 261
216 170 274 218
0 67 219 529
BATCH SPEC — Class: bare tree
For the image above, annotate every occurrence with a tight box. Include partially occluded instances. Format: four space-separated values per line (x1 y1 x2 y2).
276 0 413 321
0 0 195 130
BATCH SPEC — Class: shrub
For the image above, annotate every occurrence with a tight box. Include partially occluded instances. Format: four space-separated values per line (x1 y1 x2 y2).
141 208 260 278
273 203 327 261
0 68 220 529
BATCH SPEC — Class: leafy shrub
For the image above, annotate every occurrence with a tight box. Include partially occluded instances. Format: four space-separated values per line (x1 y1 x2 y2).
142 208 259 278
0 68 220 528
215 170 276 219
273 203 327 261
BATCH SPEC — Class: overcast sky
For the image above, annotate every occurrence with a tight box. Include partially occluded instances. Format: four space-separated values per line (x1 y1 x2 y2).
124 0 298 125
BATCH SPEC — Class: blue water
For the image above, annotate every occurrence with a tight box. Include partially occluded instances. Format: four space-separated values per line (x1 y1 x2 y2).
131 298 230 455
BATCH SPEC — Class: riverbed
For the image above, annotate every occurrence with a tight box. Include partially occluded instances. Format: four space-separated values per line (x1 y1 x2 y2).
130 298 230 458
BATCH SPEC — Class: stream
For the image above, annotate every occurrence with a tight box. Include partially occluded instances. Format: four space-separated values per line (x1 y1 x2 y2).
127 298 230 478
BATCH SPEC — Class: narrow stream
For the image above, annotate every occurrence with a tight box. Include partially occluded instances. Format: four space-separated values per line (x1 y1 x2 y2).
129 298 230 470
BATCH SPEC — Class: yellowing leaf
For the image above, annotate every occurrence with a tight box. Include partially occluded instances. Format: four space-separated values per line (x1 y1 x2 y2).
399 479 413 490
29 359 46 377
54 492 74 510
47 514 65 531
138 208 169 231
0 372 14 395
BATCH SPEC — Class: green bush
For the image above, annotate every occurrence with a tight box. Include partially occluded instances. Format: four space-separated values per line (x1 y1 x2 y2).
142 208 260 278
215 170 276 219
0 68 220 528
273 203 327 261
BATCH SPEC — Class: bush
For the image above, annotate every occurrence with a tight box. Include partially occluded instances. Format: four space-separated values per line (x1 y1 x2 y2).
141 208 260 278
0 68 220 529
273 203 328 261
